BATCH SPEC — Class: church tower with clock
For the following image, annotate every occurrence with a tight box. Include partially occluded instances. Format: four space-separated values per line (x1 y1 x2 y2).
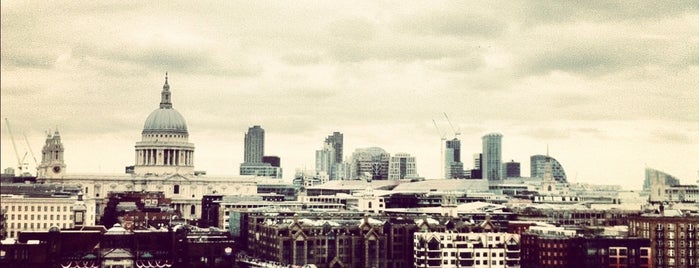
37 129 66 178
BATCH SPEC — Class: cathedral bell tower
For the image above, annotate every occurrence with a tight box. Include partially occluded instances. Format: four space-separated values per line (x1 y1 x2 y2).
37 130 66 179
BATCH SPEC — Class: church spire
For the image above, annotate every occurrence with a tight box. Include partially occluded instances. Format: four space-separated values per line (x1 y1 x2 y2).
160 72 172 109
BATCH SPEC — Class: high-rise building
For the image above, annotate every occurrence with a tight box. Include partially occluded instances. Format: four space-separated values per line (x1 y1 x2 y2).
350 147 390 180
482 133 503 181
388 153 417 180
243 125 265 163
530 155 567 183
445 138 465 178
240 125 280 177
315 132 343 180
504 160 520 178
325 132 343 165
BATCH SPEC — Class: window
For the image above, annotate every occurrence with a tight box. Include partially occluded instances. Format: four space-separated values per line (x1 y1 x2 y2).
174 185 180 194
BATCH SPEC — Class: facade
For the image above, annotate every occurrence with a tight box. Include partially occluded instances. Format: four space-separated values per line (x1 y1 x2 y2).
350 147 390 180
1 191 97 239
239 163 282 178
388 153 418 180
530 155 567 183
134 74 195 176
243 125 265 163
627 212 699 268
414 231 521 268
521 225 651 268
246 212 388 268
504 161 521 178
482 133 503 181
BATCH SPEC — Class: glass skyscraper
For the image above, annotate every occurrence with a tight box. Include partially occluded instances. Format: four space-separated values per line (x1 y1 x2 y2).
482 133 503 181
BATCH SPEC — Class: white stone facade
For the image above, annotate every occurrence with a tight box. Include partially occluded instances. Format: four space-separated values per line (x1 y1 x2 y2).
1 194 97 239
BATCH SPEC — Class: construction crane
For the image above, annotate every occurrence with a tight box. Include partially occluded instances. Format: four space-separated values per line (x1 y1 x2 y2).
5 118 29 176
433 119 447 179
443 112 461 139
24 132 39 168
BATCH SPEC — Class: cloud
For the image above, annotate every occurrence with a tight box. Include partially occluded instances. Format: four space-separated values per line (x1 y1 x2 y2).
396 10 507 38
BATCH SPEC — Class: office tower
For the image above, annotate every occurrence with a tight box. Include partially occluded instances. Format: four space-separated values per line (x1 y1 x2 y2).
530 155 568 183
315 143 336 178
325 132 343 165
350 147 390 180
240 126 282 178
244 125 264 163
315 132 343 180
482 133 503 181
503 160 520 178
388 153 417 180
444 138 464 178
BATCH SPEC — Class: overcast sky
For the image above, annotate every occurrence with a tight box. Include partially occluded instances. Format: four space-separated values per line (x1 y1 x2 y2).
2 1 698 189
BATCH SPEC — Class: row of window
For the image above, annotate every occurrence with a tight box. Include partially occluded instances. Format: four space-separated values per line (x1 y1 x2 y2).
6 214 70 221
3 205 70 212
8 221 72 229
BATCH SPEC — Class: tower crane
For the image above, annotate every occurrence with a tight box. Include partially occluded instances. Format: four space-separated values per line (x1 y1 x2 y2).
443 112 461 139
433 119 447 179
24 132 39 168
5 118 28 176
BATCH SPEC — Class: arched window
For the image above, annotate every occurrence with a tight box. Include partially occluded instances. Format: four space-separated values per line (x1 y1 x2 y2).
548 185 552 191
190 205 196 215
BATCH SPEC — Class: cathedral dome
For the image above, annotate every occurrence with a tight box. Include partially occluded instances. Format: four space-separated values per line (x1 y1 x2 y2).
143 108 188 134
141 73 188 134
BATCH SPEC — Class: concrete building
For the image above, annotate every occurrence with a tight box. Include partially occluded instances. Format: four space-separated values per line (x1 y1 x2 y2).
350 147 390 180
521 225 652 268
530 155 567 183
388 153 418 180
414 231 521 268
627 210 699 268
482 133 503 181
1 189 96 239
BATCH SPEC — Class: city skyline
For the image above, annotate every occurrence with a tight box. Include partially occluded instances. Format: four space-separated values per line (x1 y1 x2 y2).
2 1 698 189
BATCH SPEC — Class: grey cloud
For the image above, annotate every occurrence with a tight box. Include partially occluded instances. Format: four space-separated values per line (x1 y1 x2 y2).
650 130 692 144
520 45 627 76
281 52 324 65
521 0 699 25
72 43 262 77
397 10 507 38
